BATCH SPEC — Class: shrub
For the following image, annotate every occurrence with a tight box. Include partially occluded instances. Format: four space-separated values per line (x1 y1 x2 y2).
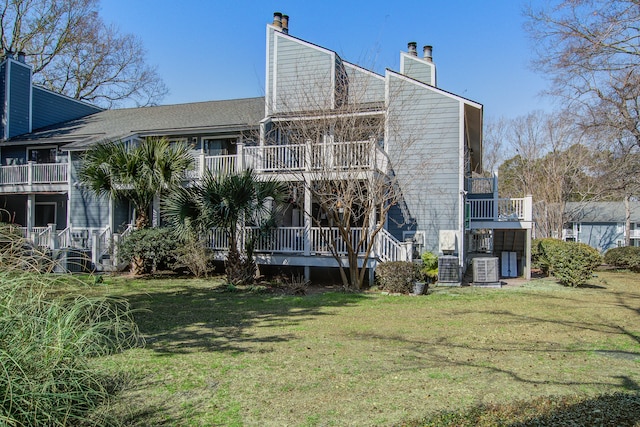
533 238 602 287
376 261 419 294
118 227 179 274
532 237 565 275
173 237 216 278
604 246 640 272
420 252 439 283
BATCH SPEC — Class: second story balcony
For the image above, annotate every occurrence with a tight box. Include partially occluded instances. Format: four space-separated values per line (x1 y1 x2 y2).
0 162 69 193
466 176 533 229
190 140 389 180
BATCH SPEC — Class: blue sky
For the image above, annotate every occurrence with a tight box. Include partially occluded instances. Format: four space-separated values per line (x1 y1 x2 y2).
99 0 554 120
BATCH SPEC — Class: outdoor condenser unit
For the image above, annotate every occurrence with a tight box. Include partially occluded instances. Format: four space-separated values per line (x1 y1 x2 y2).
473 257 500 285
438 255 460 284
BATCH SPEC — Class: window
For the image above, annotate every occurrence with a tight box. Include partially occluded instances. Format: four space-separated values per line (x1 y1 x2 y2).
27 147 57 163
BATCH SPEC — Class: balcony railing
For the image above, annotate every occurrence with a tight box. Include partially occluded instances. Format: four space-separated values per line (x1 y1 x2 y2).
191 140 386 178
0 162 69 186
468 196 533 222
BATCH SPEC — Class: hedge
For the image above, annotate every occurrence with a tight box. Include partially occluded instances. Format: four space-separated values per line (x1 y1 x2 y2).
533 238 602 287
604 246 640 272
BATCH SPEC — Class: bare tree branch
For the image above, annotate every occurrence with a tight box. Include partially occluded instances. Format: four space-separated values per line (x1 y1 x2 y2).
1 0 167 108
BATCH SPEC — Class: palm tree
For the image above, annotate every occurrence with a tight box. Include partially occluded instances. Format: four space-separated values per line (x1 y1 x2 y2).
164 169 287 285
79 137 193 229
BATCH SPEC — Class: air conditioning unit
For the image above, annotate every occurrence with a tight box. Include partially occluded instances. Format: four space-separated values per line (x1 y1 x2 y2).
438 255 460 284
473 257 500 285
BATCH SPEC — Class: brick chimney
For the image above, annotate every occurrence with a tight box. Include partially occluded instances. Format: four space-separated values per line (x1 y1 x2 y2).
281 14 289 34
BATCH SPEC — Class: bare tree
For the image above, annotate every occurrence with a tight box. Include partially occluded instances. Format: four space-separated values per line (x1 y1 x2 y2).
498 110 594 238
482 116 509 176
1 0 167 107
589 132 640 246
266 113 405 289
525 1 640 241
262 67 438 289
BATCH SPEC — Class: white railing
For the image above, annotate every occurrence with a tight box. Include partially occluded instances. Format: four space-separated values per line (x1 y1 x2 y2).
376 228 409 262
219 140 380 175
244 144 306 172
468 196 533 222
96 226 111 258
203 225 407 262
311 141 372 170
205 155 237 176
630 229 640 239
57 227 71 249
248 226 305 253
0 163 68 185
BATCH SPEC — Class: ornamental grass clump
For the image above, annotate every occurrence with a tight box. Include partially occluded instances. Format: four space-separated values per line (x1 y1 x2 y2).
0 225 141 426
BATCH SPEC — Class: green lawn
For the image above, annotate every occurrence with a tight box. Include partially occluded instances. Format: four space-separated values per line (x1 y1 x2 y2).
77 270 640 426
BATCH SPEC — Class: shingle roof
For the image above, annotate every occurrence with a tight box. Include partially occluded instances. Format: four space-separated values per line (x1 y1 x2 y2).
565 201 640 223
5 97 265 150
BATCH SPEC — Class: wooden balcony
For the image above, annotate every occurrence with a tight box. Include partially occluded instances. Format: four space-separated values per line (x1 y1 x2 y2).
466 177 533 230
191 140 389 179
0 162 69 193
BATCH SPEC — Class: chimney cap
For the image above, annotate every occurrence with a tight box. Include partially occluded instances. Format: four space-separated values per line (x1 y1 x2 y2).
407 42 418 56
423 45 433 62
273 12 283 28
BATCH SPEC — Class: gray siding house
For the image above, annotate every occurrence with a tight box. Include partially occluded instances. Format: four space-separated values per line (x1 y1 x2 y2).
0 13 533 282
562 202 640 252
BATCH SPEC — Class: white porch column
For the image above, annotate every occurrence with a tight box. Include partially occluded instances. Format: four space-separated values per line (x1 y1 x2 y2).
524 194 533 222
48 223 57 250
236 141 244 172
199 152 206 178
26 194 35 233
524 228 532 280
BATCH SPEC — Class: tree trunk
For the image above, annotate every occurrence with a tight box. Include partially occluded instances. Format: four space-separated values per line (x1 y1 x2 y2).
135 210 150 230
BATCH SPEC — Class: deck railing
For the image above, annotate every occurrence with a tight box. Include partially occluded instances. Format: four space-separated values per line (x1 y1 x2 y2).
468 196 533 222
0 162 68 186
202 225 408 262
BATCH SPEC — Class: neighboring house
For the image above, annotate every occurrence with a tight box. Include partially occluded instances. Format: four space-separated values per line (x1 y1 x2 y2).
562 202 640 252
0 13 533 282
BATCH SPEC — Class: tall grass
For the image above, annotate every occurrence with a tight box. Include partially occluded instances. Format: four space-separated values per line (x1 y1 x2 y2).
0 224 141 426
